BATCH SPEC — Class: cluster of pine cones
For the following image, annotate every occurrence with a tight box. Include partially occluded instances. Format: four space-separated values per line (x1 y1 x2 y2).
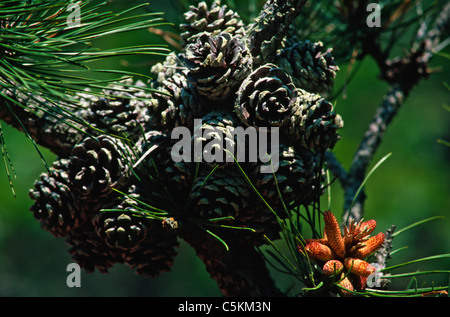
28 1 343 278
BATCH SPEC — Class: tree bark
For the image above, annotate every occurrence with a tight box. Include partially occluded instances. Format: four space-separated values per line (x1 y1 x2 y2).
179 223 283 297
325 3 450 223
0 89 87 158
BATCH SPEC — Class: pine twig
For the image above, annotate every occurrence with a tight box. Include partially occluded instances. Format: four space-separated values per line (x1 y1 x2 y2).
324 150 348 186
0 90 88 157
327 3 450 222
343 85 404 221
179 223 284 297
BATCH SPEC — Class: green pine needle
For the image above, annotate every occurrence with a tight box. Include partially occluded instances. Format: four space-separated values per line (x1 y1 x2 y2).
393 216 445 237
0 0 173 192
0 121 16 196
0 0 171 129
382 254 450 272
349 152 392 211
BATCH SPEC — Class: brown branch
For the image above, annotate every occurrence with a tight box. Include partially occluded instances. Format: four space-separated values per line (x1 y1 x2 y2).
179 224 283 297
324 150 348 186
336 3 450 222
0 90 86 157
343 85 404 221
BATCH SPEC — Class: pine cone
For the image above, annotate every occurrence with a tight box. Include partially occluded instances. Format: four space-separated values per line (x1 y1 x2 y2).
231 145 322 244
67 222 123 273
235 204 281 245
124 223 179 277
150 52 182 88
285 89 344 151
94 211 149 250
184 32 252 101
69 205 178 277
114 185 180 278
180 0 245 47
29 159 84 237
135 131 195 207
1 89 87 158
253 144 322 209
189 166 250 220
68 135 130 203
234 64 298 128
193 110 239 167
85 81 152 141
277 39 339 93
153 72 201 132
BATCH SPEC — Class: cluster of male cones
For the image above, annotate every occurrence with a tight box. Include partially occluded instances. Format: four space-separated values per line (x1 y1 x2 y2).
299 211 386 296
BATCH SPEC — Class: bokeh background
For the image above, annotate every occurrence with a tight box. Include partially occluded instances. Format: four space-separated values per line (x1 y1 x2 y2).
0 0 448 296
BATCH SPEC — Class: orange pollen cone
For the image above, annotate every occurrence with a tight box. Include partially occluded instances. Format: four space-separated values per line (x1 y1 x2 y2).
344 257 376 277
352 275 368 291
323 260 344 276
324 211 346 258
305 242 334 261
359 219 377 235
304 238 328 245
352 232 385 259
338 273 354 296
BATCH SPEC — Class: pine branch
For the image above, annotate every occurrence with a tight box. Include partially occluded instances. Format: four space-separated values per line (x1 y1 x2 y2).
0 89 86 157
343 85 404 221
327 3 450 222
324 150 348 186
373 224 396 278
180 223 284 297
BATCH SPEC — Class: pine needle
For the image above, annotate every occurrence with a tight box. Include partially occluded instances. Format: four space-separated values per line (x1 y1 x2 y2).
0 0 172 188
0 122 16 196
350 152 392 211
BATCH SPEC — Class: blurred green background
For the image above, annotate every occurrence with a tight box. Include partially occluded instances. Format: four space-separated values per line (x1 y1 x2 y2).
0 0 448 296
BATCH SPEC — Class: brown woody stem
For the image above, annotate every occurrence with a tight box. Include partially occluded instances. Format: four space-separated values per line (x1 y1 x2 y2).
338 3 450 222
0 90 87 157
179 223 283 297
